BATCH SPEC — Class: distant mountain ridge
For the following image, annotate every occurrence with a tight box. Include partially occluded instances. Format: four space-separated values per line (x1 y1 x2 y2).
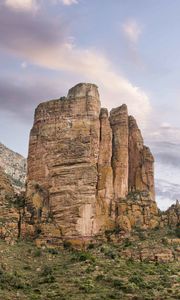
0 142 26 191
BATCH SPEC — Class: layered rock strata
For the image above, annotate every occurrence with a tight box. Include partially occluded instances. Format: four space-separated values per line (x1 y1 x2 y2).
26 83 158 242
128 116 155 201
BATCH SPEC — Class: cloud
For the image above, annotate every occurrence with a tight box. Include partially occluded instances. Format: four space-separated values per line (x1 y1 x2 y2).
150 124 180 144
3 0 78 11
150 140 180 168
0 6 67 50
0 75 67 121
21 61 28 69
156 179 180 210
145 123 180 210
0 6 151 126
4 0 38 12
57 0 78 5
122 19 142 44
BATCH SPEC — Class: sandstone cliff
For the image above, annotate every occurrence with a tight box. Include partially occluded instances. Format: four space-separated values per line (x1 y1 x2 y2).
25 83 159 243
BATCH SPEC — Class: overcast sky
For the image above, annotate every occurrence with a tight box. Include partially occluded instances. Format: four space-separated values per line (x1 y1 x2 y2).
0 0 180 210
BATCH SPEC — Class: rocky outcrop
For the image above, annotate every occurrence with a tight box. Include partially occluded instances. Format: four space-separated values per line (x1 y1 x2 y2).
0 142 26 192
96 108 114 229
110 105 129 200
0 167 20 243
26 83 102 241
160 200 180 228
26 83 158 243
0 166 14 197
128 116 155 201
116 191 159 232
121 246 176 263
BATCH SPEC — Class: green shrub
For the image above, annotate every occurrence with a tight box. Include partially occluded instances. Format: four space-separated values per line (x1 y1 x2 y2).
34 248 42 257
105 250 116 259
96 274 105 281
63 240 72 250
48 248 59 255
0 271 27 290
113 279 126 290
162 237 168 246
175 224 180 238
41 265 53 277
129 274 144 287
123 238 132 248
87 243 95 250
40 274 55 284
79 279 94 293
85 265 95 273
100 246 116 259
71 251 95 262
39 265 55 284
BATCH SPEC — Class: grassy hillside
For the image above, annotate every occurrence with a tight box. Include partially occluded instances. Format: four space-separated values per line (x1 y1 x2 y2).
0 229 179 300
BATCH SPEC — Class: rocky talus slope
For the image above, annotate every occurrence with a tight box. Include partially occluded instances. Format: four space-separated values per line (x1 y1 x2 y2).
0 167 20 243
0 142 26 191
25 83 167 244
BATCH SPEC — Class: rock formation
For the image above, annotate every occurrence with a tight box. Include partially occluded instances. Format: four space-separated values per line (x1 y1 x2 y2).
0 167 19 243
25 83 159 243
128 116 155 201
0 166 14 197
0 142 26 192
160 200 180 228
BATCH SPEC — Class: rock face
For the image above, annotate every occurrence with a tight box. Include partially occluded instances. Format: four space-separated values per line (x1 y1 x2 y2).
27 83 101 239
26 83 158 242
0 167 20 243
0 166 14 197
110 105 129 200
0 143 26 192
160 200 180 228
128 116 155 201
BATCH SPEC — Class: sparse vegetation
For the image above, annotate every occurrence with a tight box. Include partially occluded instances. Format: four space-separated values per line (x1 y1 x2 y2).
175 223 180 238
0 228 179 300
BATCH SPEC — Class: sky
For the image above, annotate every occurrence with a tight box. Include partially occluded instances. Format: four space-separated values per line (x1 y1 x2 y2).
0 0 180 210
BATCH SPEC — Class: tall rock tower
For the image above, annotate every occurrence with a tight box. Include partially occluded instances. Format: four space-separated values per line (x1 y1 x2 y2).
26 83 158 244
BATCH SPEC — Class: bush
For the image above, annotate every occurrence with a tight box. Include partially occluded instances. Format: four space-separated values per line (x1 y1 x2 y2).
39 265 55 284
123 238 132 248
113 279 125 289
95 274 105 281
161 237 168 245
79 279 94 293
40 274 55 284
105 250 116 259
63 240 72 250
41 265 53 277
48 248 59 255
129 274 144 287
34 249 42 257
100 246 116 259
175 224 180 238
112 278 136 293
71 251 95 262
87 243 95 250
0 270 27 290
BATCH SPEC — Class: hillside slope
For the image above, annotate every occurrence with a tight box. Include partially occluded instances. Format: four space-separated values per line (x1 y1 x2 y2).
0 142 26 191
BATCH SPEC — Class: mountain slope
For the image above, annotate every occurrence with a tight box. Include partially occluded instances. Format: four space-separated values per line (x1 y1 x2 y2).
0 142 26 191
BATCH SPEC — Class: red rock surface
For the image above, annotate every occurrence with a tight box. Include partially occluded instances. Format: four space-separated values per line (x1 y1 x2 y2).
26 83 158 241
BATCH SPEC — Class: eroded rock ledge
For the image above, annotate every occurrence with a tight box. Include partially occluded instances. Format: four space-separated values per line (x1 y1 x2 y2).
25 83 160 243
